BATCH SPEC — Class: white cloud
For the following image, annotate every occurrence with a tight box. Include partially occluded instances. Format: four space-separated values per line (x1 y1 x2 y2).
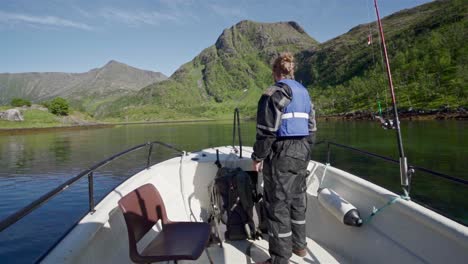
208 4 244 18
99 8 181 26
0 11 93 30
158 0 194 9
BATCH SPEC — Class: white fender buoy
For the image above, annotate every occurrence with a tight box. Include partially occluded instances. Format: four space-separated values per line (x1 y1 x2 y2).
317 188 362 227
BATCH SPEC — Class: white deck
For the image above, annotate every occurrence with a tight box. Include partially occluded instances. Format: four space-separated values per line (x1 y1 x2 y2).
184 236 346 264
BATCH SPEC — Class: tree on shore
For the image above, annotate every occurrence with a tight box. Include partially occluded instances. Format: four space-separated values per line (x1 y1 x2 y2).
11 98 31 107
48 97 70 116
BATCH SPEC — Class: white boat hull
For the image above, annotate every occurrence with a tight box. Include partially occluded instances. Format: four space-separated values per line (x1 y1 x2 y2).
42 146 468 264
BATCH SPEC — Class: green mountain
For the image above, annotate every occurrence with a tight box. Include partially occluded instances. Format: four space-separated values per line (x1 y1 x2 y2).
297 0 467 114
0 60 167 112
99 0 466 121
96 21 319 120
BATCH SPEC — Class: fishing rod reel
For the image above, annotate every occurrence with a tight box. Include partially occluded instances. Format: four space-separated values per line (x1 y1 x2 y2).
374 115 397 130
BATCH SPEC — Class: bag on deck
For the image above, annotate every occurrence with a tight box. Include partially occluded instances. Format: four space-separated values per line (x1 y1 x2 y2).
214 167 258 240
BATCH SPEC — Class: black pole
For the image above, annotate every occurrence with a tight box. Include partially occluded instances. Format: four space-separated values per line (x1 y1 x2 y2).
236 108 243 158
232 108 237 153
215 149 222 168
147 142 153 169
374 0 409 197
232 107 243 157
88 172 95 213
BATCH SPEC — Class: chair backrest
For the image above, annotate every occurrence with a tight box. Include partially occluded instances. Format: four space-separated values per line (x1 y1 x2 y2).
118 183 169 258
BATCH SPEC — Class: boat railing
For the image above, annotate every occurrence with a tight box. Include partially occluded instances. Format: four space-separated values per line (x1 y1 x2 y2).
315 140 468 187
0 141 184 233
232 107 243 158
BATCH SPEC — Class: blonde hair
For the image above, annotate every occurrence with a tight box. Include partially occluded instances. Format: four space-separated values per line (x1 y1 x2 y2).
272 52 295 79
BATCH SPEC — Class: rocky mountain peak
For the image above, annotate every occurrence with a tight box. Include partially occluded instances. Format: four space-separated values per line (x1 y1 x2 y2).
214 20 318 56
102 60 129 69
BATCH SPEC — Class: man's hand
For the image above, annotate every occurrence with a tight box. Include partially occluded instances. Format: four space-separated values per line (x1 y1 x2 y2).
253 160 263 172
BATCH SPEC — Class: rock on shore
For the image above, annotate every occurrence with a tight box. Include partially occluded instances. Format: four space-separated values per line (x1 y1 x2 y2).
0 109 24 121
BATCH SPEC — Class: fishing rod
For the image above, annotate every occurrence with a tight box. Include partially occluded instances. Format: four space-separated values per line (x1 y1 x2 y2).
373 0 411 197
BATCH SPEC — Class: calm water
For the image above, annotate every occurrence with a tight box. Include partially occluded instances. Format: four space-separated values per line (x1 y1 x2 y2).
0 120 466 263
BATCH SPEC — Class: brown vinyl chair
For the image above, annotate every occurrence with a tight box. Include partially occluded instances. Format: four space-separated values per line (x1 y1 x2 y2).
118 183 212 263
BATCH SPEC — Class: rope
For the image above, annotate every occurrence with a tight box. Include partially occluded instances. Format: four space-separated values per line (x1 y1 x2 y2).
179 151 191 220
366 0 376 66
319 163 331 188
209 182 216 215
225 151 239 168
306 163 319 188
362 194 410 224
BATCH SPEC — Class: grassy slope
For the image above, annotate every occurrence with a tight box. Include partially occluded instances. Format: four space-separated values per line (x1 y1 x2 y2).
0 106 96 129
299 0 467 114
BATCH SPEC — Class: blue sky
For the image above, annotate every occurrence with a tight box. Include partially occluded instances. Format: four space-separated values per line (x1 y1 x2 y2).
1 0 433 76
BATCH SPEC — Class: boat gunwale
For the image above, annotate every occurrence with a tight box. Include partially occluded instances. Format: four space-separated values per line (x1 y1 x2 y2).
315 163 468 245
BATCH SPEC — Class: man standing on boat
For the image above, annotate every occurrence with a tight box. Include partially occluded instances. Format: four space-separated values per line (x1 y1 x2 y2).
252 52 317 264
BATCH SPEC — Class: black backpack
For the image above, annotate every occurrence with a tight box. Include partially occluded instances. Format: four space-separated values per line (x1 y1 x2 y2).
214 167 258 240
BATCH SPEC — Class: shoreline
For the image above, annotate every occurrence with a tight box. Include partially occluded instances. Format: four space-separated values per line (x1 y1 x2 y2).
1 112 466 134
317 111 467 121
0 123 113 135
0 118 219 135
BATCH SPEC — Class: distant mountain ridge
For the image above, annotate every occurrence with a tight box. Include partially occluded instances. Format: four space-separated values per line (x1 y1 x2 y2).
0 60 167 108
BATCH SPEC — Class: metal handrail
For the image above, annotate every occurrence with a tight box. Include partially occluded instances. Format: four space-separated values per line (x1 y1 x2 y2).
317 140 468 186
232 107 243 158
0 141 184 233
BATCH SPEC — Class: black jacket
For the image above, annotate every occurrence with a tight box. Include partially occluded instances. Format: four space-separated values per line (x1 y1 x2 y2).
252 83 316 161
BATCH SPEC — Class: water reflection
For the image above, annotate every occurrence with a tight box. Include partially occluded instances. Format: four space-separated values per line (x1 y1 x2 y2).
50 136 72 163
